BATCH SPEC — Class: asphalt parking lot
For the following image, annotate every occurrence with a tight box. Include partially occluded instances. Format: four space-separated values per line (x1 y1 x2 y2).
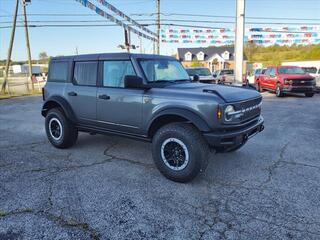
0 92 320 240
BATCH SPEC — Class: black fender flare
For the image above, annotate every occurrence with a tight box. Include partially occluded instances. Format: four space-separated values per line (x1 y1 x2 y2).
41 96 76 122
147 108 211 134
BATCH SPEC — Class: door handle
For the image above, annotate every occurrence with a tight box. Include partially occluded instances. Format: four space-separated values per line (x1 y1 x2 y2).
99 94 110 100
68 91 77 96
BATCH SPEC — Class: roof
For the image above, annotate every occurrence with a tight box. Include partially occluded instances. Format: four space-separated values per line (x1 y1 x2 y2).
177 47 247 61
51 53 176 61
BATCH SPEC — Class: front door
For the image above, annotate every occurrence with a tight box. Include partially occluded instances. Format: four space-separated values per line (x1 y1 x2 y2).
65 61 98 124
96 60 143 134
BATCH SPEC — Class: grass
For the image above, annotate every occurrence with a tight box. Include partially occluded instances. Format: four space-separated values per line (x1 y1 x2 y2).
0 90 42 100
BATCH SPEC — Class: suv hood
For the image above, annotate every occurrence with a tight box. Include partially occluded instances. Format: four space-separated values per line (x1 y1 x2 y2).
164 82 260 103
280 74 314 80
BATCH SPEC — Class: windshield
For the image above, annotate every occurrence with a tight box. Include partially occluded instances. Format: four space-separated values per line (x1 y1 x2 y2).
302 67 317 74
278 67 305 74
186 68 211 76
221 70 234 75
139 59 190 82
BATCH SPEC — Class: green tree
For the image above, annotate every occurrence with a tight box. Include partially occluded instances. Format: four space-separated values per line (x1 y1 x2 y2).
39 52 48 60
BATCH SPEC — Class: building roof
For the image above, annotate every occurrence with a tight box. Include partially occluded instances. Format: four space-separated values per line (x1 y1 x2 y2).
177 47 247 61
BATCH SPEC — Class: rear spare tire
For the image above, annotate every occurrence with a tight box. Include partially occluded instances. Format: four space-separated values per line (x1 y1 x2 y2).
152 123 210 183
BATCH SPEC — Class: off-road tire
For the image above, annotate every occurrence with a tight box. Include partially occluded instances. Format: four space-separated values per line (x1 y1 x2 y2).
152 123 210 183
45 108 78 149
305 92 314 97
276 84 284 97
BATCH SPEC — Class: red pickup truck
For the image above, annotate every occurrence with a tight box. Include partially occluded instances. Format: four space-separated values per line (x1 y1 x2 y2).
255 66 316 97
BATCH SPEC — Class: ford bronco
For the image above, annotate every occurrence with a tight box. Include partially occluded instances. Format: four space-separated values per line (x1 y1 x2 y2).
42 53 264 182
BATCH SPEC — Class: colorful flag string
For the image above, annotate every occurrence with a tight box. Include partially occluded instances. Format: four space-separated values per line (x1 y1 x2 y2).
75 0 157 42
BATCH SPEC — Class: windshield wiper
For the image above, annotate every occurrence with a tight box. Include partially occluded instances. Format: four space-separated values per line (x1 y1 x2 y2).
153 80 175 83
173 79 192 82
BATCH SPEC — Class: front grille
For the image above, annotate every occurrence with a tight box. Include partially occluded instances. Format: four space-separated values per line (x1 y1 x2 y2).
291 79 314 86
232 97 262 123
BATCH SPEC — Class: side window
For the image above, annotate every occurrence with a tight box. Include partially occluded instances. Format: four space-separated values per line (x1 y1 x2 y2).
73 61 98 86
264 68 271 76
103 61 136 87
269 68 276 76
48 61 68 82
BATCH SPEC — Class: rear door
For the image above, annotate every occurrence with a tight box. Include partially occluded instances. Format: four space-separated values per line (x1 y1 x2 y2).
96 60 143 134
268 67 278 90
260 68 270 88
65 61 98 123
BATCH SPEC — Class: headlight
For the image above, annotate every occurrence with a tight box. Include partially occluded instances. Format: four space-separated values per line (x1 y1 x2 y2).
224 105 235 122
284 79 292 85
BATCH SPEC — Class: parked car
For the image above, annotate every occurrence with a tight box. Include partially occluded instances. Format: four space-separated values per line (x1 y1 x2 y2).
214 69 235 84
248 68 267 85
185 67 214 83
302 67 320 91
256 66 316 97
42 53 264 182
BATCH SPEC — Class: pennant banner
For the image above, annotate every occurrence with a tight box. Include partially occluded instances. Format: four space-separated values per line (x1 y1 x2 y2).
96 0 157 37
161 26 320 46
75 0 157 42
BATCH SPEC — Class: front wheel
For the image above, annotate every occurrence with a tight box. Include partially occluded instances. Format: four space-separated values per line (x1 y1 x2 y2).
305 92 314 97
152 123 210 183
276 84 284 97
45 108 78 149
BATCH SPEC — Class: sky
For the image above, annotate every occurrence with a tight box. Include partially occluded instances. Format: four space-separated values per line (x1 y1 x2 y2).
0 0 319 61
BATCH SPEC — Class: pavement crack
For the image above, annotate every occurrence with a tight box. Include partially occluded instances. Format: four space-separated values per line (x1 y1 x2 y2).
0 208 101 240
261 142 289 186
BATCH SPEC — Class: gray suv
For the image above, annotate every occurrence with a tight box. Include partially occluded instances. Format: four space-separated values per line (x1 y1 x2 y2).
42 53 264 182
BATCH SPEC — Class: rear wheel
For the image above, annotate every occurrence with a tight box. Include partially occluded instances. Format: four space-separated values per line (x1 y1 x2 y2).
45 108 78 148
276 84 284 97
305 92 314 97
152 123 209 183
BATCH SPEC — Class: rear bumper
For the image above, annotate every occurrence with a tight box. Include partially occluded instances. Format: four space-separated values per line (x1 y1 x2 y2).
203 116 264 147
283 86 315 93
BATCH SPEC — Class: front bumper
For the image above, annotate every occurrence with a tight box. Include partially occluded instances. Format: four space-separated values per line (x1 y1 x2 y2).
203 116 264 147
283 85 315 93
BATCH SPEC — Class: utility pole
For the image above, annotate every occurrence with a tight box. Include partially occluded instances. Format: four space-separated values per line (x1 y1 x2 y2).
234 0 245 85
22 0 34 91
124 28 130 52
156 0 160 54
1 0 19 94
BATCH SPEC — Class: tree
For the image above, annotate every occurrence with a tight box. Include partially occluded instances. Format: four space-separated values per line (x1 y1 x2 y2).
39 52 48 60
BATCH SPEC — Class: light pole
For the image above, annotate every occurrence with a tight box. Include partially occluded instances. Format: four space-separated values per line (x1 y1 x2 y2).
234 0 245 85
22 0 34 91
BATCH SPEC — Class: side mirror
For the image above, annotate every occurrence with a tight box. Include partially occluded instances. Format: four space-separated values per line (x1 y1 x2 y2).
193 74 200 82
124 75 150 89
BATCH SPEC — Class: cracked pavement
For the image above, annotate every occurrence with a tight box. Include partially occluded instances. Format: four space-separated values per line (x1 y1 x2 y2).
0 93 320 240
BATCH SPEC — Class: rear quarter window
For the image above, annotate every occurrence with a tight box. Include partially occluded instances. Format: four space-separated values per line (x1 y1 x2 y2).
48 61 69 82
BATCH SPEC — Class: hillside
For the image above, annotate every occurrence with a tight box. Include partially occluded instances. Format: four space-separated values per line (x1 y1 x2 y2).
244 43 320 65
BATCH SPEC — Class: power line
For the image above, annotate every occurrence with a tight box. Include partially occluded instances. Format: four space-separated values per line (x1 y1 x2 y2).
0 23 319 34
1 13 320 22
1 19 320 25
